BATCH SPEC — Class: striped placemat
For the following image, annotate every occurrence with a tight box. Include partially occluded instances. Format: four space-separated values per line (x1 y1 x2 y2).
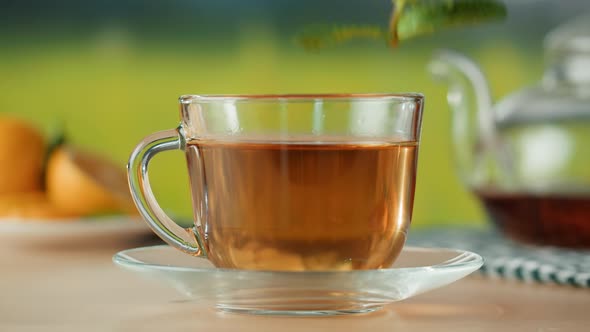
408 228 590 288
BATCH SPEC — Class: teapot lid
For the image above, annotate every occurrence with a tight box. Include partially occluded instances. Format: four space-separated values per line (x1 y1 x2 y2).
496 14 590 126
545 14 590 56
543 14 590 88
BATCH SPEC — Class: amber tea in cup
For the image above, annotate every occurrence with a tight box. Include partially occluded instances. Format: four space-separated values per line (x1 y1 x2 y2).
128 94 424 271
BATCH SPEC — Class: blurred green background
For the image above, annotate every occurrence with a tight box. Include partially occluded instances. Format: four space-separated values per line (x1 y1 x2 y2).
2 0 589 227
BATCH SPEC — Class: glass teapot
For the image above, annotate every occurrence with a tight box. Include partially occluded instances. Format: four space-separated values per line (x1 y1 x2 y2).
429 15 590 247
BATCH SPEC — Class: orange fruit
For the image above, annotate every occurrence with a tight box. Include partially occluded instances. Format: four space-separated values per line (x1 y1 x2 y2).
0 116 45 195
45 145 136 217
0 191 74 220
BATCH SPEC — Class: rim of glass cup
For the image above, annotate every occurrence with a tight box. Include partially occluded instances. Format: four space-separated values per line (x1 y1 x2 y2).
179 93 424 104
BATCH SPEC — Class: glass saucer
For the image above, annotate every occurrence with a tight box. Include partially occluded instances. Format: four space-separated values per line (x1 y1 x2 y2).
113 245 482 316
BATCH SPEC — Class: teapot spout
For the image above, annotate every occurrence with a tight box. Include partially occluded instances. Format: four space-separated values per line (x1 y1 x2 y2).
429 49 497 186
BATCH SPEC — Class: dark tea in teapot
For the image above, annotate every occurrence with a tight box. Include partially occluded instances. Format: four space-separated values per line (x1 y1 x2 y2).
476 191 590 248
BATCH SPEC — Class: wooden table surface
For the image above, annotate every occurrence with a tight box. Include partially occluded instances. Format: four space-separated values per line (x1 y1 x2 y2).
2 238 589 332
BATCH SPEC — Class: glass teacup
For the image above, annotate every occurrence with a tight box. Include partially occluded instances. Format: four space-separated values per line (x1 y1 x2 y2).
128 94 424 271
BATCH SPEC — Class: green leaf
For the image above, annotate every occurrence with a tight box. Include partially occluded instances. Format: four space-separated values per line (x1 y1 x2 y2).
294 0 507 50
295 24 388 51
392 0 507 44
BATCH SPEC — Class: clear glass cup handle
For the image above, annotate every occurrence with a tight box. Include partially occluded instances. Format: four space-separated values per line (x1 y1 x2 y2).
127 127 205 257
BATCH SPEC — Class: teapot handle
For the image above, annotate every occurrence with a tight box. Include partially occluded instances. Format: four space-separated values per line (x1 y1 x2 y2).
429 49 512 186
